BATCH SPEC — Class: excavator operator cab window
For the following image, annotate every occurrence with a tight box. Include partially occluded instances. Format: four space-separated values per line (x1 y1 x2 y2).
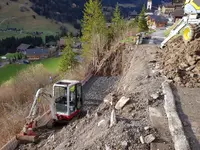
54 86 68 114
54 83 83 116
69 84 83 114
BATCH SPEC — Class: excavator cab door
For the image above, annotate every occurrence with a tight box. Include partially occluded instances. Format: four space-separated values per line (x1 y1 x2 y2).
69 83 83 115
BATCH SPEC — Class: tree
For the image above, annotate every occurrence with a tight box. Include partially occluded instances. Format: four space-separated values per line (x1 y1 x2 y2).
138 5 148 32
112 3 123 26
81 0 107 54
111 3 125 37
59 36 77 72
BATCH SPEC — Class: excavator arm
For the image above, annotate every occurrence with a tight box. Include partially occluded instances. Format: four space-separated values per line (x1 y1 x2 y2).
161 18 187 48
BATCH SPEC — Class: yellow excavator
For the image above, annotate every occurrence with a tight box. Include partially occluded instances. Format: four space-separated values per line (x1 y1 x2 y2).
161 0 200 48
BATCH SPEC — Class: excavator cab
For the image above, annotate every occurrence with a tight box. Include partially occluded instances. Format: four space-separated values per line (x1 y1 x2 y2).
53 80 83 121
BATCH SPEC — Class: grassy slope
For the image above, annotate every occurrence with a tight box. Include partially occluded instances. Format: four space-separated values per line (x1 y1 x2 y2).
0 57 61 85
0 0 77 39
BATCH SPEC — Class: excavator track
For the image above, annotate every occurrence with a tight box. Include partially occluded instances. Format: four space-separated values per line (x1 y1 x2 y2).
183 24 200 42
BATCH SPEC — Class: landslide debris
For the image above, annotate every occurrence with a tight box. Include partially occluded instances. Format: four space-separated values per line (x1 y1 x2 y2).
160 37 200 88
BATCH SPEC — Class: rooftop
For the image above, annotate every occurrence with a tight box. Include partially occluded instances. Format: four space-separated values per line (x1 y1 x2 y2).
149 15 168 23
173 8 184 17
17 43 31 51
26 48 48 56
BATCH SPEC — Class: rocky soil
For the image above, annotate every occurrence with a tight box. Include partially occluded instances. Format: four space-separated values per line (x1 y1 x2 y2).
159 37 200 88
17 44 173 150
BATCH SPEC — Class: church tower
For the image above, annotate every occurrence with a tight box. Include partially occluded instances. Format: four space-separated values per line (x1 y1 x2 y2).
147 0 152 10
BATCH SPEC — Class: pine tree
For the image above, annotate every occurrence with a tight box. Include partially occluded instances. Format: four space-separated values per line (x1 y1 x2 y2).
81 0 107 54
112 3 122 25
111 3 125 36
59 37 77 72
138 5 148 32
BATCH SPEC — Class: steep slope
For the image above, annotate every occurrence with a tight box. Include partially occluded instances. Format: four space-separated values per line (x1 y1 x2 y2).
17 44 173 150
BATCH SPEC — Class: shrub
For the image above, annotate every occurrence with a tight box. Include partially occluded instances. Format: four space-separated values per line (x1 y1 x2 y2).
0 64 50 147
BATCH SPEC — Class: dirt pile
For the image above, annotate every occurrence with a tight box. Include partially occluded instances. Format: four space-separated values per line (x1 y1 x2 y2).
160 37 200 87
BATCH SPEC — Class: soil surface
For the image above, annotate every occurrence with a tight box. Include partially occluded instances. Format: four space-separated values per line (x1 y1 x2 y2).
16 44 174 150
159 37 200 88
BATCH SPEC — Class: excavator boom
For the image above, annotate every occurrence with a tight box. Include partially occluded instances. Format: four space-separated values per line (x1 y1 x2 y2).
161 0 200 48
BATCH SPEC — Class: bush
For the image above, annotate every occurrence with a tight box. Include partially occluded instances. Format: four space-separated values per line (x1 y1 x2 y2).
0 64 50 147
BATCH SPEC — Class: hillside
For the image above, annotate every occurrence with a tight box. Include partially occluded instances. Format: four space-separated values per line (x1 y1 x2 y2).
0 0 78 39
0 0 171 40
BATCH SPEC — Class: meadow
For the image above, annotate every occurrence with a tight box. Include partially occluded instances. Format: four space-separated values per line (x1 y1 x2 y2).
0 57 61 85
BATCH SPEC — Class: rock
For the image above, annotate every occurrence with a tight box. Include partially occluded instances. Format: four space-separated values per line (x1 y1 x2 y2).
97 119 105 127
105 144 111 150
144 134 156 144
150 93 159 99
110 109 117 127
104 93 114 105
95 112 101 117
186 54 196 65
186 65 195 71
115 96 130 110
86 110 90 118
150 142 169 150
179 62 189 69
140 136 145 144
121 141 128 147
144 126 150 130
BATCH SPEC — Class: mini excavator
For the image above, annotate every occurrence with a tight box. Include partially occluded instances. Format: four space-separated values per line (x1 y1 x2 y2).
161 0 200 48
17 80 83 142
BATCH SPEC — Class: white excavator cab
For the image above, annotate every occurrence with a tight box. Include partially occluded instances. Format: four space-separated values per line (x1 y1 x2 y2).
17 80 83 142
53 80 83 121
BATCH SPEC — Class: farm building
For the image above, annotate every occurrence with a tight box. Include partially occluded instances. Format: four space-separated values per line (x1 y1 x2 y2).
26 48 49 61
161 4 175 15
172 8 184 22
17 44 32 54
147 15 168 29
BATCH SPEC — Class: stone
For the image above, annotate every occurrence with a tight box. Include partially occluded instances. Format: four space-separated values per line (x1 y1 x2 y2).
186 65 195 71
150 142 169 150
95 112 101 117
115 96 130 110
149 107 164 128
86 110 90 118
98 119 105 127
140 136 145 144
179 62 189 69
104 93 114 105
150 93 159 99
186 54 196 65
121 141 128 147
144 134 156 144
110 109 117 127
105 144 111 150
144 126 150 130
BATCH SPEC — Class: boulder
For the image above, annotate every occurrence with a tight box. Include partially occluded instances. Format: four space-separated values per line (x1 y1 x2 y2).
115 96 130 110
110 109 117 127
144 134 156 144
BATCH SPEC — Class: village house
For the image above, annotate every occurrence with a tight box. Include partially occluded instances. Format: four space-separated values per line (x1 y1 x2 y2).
161 4 175 15
172 8 184 22
26 48 49 61
16 43 32 54
147 15 168 29
172 2 184 22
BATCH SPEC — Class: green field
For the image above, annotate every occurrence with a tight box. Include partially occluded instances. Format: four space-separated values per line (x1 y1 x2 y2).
0 57 61 85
